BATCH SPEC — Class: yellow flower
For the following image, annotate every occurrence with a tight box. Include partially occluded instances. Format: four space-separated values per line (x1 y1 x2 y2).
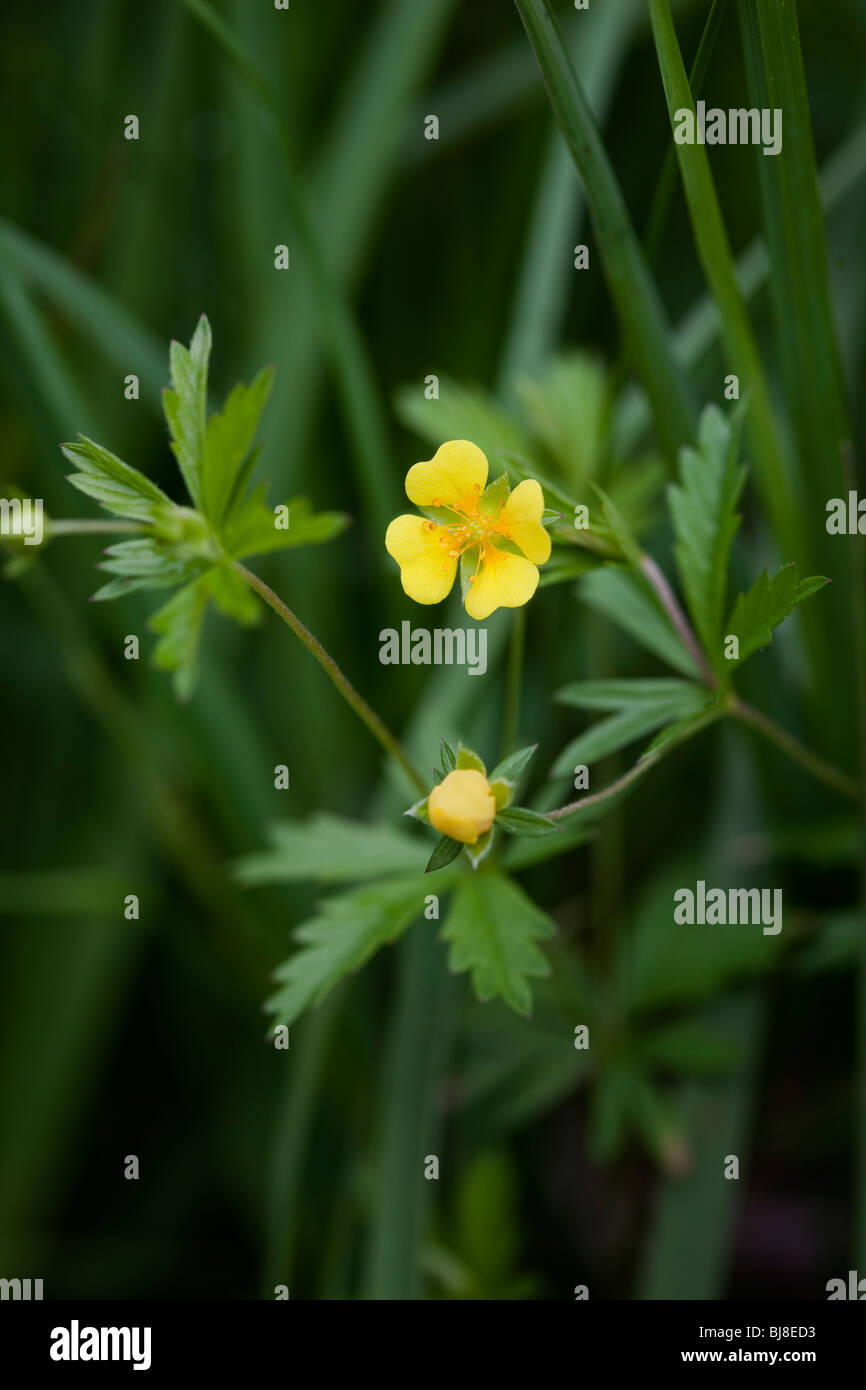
428 768 496 845
384 440 551 621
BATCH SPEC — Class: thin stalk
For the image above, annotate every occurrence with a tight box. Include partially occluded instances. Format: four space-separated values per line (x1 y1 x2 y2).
730 697 860 802
234 562 426 795
49 519 146 537
640 551 715 687
500 607 526 759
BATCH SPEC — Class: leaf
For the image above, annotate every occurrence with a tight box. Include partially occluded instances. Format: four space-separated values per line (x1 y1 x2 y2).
537 553 601 588
207 563 261 625
201 366 274 524
394 377 531 465
162 314 212 509
495 806 559 838
516 352 609 485
149 576 211 700
62 436 173 524
265 876 427 1027
94 536 201 593
579 567 700 677
459 990 587 1143
592 482 643 567
440 739 457 772
668 404 747 664
724 563 828 669
442 871 555 1016
639 1016 745 1076
221 489 348 560
552 682 710 776
426 834 464 873
556 678 705 712
489 743 538 786
234 814 424 885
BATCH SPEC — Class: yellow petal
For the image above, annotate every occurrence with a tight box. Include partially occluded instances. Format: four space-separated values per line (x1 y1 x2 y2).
405 440 488 515
428 769 496 845
495 478 551 564
385 514 457 605
464 544 539 621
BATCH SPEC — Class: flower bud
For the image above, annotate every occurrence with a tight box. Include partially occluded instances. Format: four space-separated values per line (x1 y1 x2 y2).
428 768 496 845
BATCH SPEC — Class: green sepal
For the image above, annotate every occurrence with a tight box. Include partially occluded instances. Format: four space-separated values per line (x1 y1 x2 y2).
464 826 494 869
440 739 457 772
495 806 559 838
479 470 510 515
404 797 430 824
425 834 463 874
490 779 512 811
456 742 486 774
418 505 460 526
489 743 537 786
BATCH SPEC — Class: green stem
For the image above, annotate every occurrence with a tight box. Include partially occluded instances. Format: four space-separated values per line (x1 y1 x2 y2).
235 562 426 795
49 519 146 536
730 697 861 802
640 551 716 687
500 607 526 759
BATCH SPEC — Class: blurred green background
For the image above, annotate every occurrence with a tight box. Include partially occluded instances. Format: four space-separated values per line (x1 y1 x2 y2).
1 0 865 1300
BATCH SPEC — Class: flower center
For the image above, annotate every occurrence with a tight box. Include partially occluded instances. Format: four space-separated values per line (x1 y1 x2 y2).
424 490 510 577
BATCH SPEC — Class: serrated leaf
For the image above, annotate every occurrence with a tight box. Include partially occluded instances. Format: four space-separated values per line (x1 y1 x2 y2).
579 567 700 677
426 834 464 873
442 871 555 1016
668 404 747 665
488 743 538 786
92 537 200 600
265 876 427 1026
725 563 828 669
552 683 710 776
495 806 559 838
63 437 172 524
235 814 424 885
162 314 211 508
201 366 274 525
149 575 211 700
221 489 347 560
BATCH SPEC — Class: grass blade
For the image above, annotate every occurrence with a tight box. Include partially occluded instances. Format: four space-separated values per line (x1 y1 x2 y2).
647 0 802 564
515 0 696 465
